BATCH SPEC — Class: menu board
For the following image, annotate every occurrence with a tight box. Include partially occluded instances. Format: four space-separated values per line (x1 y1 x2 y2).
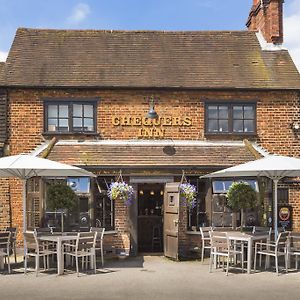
278 205 292 230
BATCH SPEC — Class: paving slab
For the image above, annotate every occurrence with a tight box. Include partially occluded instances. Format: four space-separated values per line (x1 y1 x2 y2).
0 256 299 300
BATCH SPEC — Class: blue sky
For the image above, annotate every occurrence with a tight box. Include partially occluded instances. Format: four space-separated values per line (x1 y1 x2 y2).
0 0 299 70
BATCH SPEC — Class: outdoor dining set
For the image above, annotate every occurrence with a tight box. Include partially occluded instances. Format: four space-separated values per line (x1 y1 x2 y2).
0 227 105 276
200 226 300 276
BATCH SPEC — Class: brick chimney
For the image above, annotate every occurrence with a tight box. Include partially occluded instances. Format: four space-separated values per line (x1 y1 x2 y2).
246 0 284 44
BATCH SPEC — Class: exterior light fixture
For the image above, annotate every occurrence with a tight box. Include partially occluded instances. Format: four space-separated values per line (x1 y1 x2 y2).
146 96 159 119
292 122 300 130
150 190 155 196
139 190 144 195
160 190 164 196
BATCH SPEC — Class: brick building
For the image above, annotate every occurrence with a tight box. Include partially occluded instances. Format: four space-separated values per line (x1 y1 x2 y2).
0 0 300 258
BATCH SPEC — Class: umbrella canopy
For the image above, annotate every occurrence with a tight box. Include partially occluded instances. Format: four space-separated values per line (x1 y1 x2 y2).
0 154 96 231
201 155 300 179
0 154 95 179
201 155 300 238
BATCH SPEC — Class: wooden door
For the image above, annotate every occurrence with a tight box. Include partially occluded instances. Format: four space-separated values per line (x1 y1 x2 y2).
164 182 180 260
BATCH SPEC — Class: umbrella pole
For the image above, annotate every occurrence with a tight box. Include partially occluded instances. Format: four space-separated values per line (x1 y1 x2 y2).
274 179 279 240
23 179 27 232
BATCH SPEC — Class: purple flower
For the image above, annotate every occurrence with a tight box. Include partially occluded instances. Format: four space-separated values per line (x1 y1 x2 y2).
108 181 134 206
179 183 197 209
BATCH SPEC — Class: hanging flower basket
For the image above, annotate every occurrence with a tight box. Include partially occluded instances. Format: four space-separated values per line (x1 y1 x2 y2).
108 181 134 206
179 182 197 209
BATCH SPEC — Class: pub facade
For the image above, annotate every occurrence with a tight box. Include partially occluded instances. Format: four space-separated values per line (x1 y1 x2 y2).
0 0 300 258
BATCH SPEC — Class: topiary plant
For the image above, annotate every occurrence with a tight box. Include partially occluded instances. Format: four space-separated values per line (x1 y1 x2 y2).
47 183 78 211
227 182 257 229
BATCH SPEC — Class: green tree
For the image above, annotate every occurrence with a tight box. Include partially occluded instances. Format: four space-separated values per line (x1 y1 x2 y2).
227 182 257 229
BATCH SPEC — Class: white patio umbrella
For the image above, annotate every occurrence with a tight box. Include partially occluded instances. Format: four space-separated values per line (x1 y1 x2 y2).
0 154 96 231
201 154 300 238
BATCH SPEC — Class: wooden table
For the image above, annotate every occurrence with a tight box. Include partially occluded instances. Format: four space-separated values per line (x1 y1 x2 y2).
39 235 78 275
226 232 269 274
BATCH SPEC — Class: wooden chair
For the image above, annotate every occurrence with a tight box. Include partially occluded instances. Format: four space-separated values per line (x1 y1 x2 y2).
254 231 289 275
64 232 97 276
286 232 300 272
5 227 17 263
209 231 244 276
199 227 212 262
90 227 105 267
0 232 11 273
23 231 57 276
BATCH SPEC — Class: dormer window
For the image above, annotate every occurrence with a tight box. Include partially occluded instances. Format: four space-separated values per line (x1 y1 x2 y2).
44 100 97 134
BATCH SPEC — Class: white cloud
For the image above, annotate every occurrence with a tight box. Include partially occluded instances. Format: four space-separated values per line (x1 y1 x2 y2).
0 51 8 62
67 3 90 25
284 0 300 72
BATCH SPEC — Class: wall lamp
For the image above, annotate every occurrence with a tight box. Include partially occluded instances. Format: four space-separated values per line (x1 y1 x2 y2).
146 96 159 119
292 122 300 131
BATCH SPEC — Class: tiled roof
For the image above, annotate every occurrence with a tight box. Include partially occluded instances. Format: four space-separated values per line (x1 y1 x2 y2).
46 141 256 169
0 63 4 84
2 28 300 89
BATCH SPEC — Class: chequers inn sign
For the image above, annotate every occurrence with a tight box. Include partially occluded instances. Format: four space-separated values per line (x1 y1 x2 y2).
112 116 193 137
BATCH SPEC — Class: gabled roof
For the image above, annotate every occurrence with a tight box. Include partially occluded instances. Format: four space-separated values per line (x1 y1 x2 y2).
2 28 300 90
44 140 256 169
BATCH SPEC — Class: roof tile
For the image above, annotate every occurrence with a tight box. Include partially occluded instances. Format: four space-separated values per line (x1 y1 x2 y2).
46 143 256 169
3 28 300 89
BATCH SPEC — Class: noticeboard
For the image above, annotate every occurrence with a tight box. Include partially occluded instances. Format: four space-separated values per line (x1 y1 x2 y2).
278 205 292 230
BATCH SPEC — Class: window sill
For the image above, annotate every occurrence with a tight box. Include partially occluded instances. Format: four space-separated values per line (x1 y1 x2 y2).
104 230 118 235
204 132 258 138
186 231 201 235
42 132 100 137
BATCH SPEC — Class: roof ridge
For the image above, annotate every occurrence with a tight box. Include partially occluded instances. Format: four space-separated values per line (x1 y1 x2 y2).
16 27 253 34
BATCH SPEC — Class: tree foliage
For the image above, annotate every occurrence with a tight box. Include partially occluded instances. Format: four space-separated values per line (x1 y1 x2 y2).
227 182 257 211
47 183 78 211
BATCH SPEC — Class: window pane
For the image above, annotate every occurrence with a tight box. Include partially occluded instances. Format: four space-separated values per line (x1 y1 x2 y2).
219 106 228 119
73 117 83 128
59 105 68 118
224 181 233 191
219 120 229 132
84 118 94 131
212 181 224 193
48 105 57 118
58 118 69 131
67 177 90 193
208 119 218 132
48 119 58 132
212 180 233 193
233 106 243 119
233 119 243 132
84 105 93 118
244 106 254 119
73 104 83 117
208 106 218 119
244 120 255 132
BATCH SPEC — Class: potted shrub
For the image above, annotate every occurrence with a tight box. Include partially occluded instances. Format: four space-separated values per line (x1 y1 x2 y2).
227 181 257 230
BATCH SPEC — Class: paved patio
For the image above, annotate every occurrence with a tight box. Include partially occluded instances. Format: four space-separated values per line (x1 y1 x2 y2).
0 256 299 300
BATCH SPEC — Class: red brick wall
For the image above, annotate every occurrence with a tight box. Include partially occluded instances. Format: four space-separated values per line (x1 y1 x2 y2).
5 88 300 247
247 0 283 44
0 179 11 229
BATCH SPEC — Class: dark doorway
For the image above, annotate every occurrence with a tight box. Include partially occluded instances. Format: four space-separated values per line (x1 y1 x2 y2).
137 183 164 253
